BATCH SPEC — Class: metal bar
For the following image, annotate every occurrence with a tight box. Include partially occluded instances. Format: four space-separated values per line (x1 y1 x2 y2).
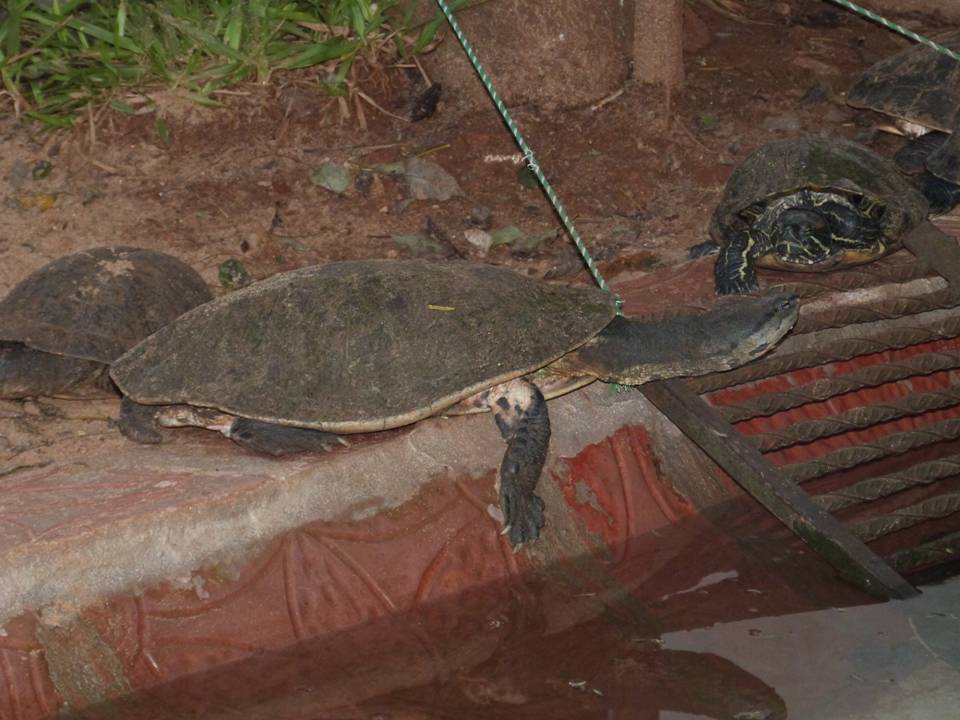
813 455 960 513
781 418 960 484
641 379 918 600
887 528 960 573
792 279 954 334
713 350 960 423
767 252 928 298
851 491 960 542
747 388 960 452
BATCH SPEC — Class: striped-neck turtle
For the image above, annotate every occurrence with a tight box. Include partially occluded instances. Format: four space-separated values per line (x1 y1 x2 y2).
0 246 211 398
848 31 960 213
691 137 928 295
110 259 798 546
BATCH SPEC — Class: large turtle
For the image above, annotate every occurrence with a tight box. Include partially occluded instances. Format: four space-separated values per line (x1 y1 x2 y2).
847 31 960 213
0 246 212 398
110 259 799 546
690 137 928 295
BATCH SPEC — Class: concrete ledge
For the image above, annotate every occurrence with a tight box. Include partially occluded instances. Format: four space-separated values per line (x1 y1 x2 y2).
0 383 676 626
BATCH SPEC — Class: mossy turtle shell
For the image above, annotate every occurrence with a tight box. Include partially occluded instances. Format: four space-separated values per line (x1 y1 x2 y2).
0 246 212 363
847 31 960 134
708 137 928 247
110 260 618 433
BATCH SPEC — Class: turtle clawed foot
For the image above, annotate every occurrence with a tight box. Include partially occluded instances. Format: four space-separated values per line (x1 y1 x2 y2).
499 485 545 548
228 417 345 456
688 241 720 259
119 397 162 444
716 279 759 296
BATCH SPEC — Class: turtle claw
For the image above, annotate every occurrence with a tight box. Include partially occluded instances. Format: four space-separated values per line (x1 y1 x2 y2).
119 397 162 444
716 273 760 296
499 484 545 547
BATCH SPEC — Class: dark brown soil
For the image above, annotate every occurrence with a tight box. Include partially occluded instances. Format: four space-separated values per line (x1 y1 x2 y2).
1 1 943 298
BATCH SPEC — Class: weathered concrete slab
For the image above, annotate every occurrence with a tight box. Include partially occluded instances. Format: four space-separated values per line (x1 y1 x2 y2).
0 381 684 626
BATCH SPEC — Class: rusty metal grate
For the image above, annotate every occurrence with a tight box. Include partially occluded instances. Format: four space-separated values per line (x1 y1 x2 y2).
643 220 960 599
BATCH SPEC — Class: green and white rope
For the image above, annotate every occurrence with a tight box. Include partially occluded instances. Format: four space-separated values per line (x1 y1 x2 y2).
827 0 960 63
432 0 618 304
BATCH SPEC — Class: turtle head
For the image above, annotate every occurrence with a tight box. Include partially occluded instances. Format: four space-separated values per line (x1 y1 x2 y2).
555 292 799 386
769 208 839 269
718 292 800 364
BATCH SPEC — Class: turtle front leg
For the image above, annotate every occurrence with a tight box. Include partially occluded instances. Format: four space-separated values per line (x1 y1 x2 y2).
488 379 550 547
714 229 758 295
916 171 960 215
119 396 162 444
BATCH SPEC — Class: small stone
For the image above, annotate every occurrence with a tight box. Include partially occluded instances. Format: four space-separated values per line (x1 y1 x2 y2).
799 83 829 106
464 228 493 252
354 171 374 196
403 158 462 201
410 82 442 122
762 112 802 133
469 206 492 230
32 160 53 180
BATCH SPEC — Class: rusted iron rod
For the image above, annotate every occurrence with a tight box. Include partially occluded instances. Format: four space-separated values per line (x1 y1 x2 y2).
851 491 960 542
690 305 960 394
781 418 960 484
813 455 960 513
767 252 927 298
793 282 955 334
747 388 960 452
713 351 960 423
887 528 960 573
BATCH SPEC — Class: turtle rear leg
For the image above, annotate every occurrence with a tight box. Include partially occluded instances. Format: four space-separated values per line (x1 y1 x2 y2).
915 171 960 215
228 418 344 456
486 379 549 548
119 397 163 444
714 229 758 295
894 131 948 174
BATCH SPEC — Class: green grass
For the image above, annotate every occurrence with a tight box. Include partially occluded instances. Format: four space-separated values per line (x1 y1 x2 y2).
0 0 451 126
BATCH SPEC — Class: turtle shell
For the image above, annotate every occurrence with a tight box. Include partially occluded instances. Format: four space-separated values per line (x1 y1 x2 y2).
708 137 928 252
110 260 617 433
0 246 212 363
848 31 960 134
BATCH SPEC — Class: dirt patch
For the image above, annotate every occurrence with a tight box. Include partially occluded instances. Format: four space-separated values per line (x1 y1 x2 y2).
0 0 953 468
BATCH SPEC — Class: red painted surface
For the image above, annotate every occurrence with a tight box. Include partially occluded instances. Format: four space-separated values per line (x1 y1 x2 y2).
0 422 869 717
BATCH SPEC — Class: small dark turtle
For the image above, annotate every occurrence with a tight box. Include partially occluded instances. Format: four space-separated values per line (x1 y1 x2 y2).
848 32 960 213
110 259 799 547
690 137 928 295
0 247 212 398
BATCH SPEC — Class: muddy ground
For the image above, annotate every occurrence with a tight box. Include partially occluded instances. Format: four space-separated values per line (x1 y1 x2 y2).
0 0 956 472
